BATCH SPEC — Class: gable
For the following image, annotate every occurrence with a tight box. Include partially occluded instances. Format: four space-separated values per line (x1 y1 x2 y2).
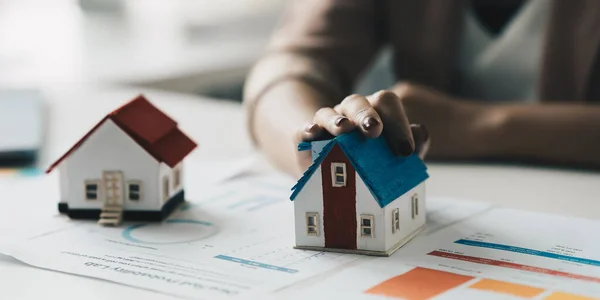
45 116 111 173
320 143 355 189
65 119 158 169
290 140 336 200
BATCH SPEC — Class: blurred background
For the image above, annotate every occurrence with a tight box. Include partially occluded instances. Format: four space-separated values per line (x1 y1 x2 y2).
0 0 395 101
0 0 293 101
0 0 396 170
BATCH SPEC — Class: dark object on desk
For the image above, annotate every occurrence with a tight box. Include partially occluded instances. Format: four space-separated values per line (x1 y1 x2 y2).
0 89 44 167
0 150 38 167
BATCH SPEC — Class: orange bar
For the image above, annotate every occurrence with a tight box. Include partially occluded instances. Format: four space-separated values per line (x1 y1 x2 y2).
365 267 474 300
0 168 15 175
545 292 598 300
469 279 544 297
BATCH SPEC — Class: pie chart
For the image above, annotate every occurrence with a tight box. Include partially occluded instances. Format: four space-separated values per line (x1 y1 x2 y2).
121 219 218 244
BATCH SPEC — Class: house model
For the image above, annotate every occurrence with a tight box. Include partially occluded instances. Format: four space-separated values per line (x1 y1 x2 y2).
46 95 197 226
290 131 429 256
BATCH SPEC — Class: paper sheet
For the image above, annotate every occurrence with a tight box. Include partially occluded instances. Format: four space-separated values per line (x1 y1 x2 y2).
274 207 600 300
6 157 600 300
4 172 494 300
0 154 260 252
7 174 358 299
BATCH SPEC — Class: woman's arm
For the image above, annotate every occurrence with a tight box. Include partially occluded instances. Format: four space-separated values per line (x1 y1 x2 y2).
391 83 600 168
243 0 386 176
482 104 600 167
248 73 337 177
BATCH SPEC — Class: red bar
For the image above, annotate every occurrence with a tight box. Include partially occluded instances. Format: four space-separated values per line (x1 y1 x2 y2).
428 251 600 284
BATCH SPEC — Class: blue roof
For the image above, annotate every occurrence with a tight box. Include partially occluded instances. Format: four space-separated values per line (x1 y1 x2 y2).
290 131 429 208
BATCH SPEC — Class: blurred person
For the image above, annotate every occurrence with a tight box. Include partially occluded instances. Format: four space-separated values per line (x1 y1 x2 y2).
243 0 600 177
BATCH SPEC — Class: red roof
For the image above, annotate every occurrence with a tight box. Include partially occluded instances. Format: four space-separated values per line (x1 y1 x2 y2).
46 95 197 173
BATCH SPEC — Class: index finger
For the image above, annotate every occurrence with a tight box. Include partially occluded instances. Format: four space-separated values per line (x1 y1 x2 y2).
337 94 383 138
366 90 414 156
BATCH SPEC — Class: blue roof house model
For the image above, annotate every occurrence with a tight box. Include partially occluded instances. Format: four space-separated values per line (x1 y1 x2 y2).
290 131 429 256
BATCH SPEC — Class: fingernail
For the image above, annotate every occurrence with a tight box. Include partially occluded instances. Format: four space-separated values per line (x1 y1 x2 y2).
397 139 414 156
362 117 380 130
305 123 318 133
334 117 349 127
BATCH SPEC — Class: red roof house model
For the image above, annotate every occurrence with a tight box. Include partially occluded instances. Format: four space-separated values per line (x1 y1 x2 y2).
48 94 198 226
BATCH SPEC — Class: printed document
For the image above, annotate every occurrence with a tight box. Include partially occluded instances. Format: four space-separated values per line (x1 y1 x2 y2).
5 173 492 299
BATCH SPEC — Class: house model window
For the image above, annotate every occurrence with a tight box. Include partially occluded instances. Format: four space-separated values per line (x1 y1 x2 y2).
360 215 374 237
128 181 141 201
306 212 319 236
392 208 400 233
85 180 100 200
173 165 181 189
331 162 346 187
411 194 419 219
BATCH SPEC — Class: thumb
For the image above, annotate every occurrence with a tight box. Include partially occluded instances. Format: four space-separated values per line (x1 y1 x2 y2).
411 124 430 159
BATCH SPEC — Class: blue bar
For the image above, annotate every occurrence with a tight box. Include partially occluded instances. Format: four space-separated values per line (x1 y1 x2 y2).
214 255 299 274
455 239 600 267
165 219 213 226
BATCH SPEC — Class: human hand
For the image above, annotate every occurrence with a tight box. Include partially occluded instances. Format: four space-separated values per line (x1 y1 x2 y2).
295 88 431 172
390 82 487 159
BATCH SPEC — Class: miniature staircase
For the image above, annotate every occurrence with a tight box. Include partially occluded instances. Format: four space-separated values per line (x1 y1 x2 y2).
98 205 124 226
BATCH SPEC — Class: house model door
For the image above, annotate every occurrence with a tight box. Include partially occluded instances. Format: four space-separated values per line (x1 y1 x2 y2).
102 171 124 207
321 145 357 250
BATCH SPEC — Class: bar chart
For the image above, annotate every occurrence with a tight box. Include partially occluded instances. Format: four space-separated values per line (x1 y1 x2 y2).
365 267 474 299
428 250 600 284
365 267 597 300
273 207 600 300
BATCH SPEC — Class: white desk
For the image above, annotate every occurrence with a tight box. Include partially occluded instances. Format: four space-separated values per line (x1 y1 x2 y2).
0 0 285 93
1 87 599 299
427 163 600 219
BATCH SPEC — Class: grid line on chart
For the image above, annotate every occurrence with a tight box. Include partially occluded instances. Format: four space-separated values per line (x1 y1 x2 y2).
214 255 299 274
455 239 600 267
429 251 600 283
